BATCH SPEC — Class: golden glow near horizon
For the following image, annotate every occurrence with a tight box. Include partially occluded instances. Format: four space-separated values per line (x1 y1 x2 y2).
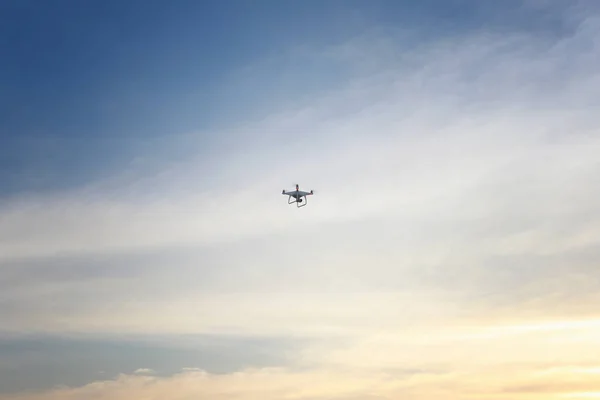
2 316 600 400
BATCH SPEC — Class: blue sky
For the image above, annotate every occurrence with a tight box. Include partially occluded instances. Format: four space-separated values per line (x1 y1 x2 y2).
2 1 600 399
0 0 577 197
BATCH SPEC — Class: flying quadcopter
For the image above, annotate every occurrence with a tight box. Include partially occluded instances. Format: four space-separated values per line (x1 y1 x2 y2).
282 184 314 208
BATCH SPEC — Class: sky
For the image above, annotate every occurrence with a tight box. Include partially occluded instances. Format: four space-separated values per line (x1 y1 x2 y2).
1 0 600 399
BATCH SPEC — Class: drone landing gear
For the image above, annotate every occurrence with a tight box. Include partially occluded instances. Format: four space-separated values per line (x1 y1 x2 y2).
288 195 307 208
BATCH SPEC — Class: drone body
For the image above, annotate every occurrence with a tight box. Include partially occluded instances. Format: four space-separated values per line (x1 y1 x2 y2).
282 184 314 208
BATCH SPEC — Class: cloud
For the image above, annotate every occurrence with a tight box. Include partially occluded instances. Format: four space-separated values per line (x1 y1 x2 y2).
0 367 417 400
0 332 307 394
3 355 600 400
133 368 154 375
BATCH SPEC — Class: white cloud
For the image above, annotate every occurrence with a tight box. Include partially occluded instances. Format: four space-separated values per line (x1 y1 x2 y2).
133 368 155 375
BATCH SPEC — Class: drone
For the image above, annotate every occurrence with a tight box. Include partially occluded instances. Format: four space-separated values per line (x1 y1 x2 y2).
282 184 314 208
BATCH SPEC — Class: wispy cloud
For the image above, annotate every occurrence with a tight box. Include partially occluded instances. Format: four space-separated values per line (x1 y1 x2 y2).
3 5 600 330
3 8 599 262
